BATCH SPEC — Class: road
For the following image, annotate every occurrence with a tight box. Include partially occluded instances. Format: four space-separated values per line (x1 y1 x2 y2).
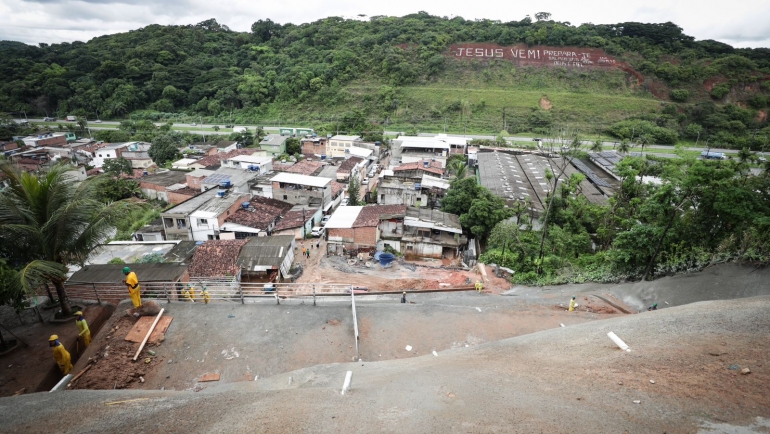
27 119 752 156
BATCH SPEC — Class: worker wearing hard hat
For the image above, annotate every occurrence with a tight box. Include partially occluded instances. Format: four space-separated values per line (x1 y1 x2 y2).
74 311 91 348
569 296 578 312
401 292 407 304
49 335 72 375
122 267 142 309
475 280 483 293
201 286 211 304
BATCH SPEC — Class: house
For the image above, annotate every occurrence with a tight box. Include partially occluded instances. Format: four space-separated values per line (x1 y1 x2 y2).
188 149 265 170
348 146 373 161
220 154 273 173
391 135 467 168
188 140 238 154
270 172 333 208
301 137 327 157
189 190 251 241
281 160 324 176
21 132 68 148
336 156 365 182
172 158 201 169
220 196 294 238
132 218 165 241
378 162 448 207
271 207 321 239
392 160 445 180
325 204 407 254
161 188 221 240
187 239 249 278
91 142 132 168
398 207 467 259
327 135 362 158
186 169 216 191
122 150 154 169
258 134 288 156
201 168 259 195
138 170 189 203
236 235 296 282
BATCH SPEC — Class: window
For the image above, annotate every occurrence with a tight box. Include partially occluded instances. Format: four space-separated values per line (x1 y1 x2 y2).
176 219 186 229
207 235 214 240
283 195 288 200
98 154 102 157
381 194 385 201
198 218 208 226
164 218 173 228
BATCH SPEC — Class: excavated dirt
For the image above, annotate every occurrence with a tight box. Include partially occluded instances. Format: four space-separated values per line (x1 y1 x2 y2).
69 316 162 390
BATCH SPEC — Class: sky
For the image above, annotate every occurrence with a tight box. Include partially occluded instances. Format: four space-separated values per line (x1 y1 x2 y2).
0 0 768 49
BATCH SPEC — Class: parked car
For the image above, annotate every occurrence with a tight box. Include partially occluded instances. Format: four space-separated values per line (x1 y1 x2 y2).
321 215 331 226
340 198 348 206
190 122 197 126
225 124 234 128
311 226 325 237
94 119 102 123
361 178 369 185
43 117 56 122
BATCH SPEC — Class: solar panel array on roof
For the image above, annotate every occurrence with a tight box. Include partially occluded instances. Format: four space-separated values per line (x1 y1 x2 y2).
570 158 612 188
202 173 232 184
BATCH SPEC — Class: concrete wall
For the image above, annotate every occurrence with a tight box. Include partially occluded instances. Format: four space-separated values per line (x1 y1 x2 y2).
167 190 197 205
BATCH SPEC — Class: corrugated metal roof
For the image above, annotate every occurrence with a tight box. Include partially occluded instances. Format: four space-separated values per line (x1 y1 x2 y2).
68 263 188 283
271 172 332 187
236 235 294 270
324 206 362 229
330 135 361 141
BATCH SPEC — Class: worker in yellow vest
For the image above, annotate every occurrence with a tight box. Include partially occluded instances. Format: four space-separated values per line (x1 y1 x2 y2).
475 280 483 292
74 311 91 348
569 296 578 312
49 335 72 375
201 286 211 304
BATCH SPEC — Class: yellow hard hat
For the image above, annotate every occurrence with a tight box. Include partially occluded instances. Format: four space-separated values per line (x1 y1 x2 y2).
74 311 83 316
49 335 58 341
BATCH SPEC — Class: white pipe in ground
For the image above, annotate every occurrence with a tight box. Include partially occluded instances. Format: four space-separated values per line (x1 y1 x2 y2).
341 371 353 395
607 331 631 352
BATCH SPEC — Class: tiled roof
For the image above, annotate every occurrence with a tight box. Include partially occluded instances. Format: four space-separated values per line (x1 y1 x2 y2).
285 160 323 176
337 156 364 173
393 160 444 176
169 187 202 198
353 205 407 228
273 208 317 231
225 196 293 230
187 239 249 277
193 149 257 169
331 181 345 197
272 162 293 172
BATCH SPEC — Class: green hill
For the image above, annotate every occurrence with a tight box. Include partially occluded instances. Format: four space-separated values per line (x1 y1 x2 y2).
1 14 769 148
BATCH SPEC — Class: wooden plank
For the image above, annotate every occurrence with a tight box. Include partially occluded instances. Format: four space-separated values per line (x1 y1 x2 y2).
198 373 221 382
148 316 173 344
125 316 173 343
133 308 164 361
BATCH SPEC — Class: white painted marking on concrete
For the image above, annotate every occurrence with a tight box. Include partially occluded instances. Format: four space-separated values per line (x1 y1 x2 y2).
341 371 353 395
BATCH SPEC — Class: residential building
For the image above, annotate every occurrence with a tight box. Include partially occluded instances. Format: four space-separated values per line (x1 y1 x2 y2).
236 235 296 282
399 207 467 259
276 160 324 176
220 154 273 173
21 132 69 148
161 188 221 240
122 150 154 169
258 134 288 156
188 149 266 170
271 207 321 239
325 205 407 254
270 172 333 208
138 170 189 203
91 142 132 168
391 160 445 180
186 169 215 191
187 239 249 278
327 135 361 158
391 134 468 167
189 190 251 241
300 137 327 157
172 158 200 169
201 167 260 195
219 196 293 238
336 156 366 182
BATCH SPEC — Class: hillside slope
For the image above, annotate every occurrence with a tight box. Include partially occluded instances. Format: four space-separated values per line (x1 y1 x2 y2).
2 296 768 433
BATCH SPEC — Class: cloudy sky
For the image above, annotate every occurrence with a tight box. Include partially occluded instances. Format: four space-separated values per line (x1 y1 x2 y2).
1 0 768 48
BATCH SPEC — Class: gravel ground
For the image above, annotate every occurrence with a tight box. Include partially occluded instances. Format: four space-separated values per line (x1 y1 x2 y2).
1 295 767 434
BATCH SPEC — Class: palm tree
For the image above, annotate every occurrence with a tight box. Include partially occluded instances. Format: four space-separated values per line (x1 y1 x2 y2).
0 162 118 317
617 139 631 155
590 140 603 153
448 159 467 180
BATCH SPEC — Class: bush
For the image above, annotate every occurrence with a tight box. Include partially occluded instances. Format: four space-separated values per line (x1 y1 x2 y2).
711 84 730 99
670 89 690 102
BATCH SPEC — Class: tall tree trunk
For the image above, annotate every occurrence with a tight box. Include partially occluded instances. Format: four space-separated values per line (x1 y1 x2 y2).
43 283 55 304
52 279 72 317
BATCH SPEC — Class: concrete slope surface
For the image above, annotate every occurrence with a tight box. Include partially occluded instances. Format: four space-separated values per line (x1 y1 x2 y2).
1 296 768 434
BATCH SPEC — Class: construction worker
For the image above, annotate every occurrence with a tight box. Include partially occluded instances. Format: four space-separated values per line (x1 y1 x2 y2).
569 296 578 312
647 303 658 311
401 292 407 303
188 283 197 302
475 280 483 293
122 267 142 309
201 286 211 304
182 285 194 302
49 335 72 375
74 311 91 348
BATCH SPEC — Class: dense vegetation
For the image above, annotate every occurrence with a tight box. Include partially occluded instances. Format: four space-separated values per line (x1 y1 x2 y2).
473 150 770 285
1 14 769 148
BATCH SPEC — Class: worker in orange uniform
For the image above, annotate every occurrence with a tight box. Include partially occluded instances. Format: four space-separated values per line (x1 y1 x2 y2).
74 311 91 348
49 335 72 375
122 267 142 310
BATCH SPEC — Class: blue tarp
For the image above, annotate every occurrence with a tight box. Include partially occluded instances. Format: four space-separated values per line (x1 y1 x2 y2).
379 253 395 267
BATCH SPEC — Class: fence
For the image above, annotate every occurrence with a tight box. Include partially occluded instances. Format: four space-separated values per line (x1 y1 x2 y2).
64 280 355 306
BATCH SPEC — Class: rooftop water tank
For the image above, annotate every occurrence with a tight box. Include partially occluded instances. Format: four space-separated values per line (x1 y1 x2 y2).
220 180 232 188
217 190 226 198
241 201 250 210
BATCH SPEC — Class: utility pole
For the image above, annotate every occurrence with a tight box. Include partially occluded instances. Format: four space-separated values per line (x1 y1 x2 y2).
502 107 506 132
695 131 700 146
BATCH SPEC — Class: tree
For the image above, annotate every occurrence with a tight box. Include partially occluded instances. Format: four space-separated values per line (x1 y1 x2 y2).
0 162 118 317
0 260 23 349
460 192 511 240
448 158 467 180
148 134 182 166
534 12 552 21
590 140 603 153
347 178 361 206
102 157 133 177
285 137 301 155
617 140 631 155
